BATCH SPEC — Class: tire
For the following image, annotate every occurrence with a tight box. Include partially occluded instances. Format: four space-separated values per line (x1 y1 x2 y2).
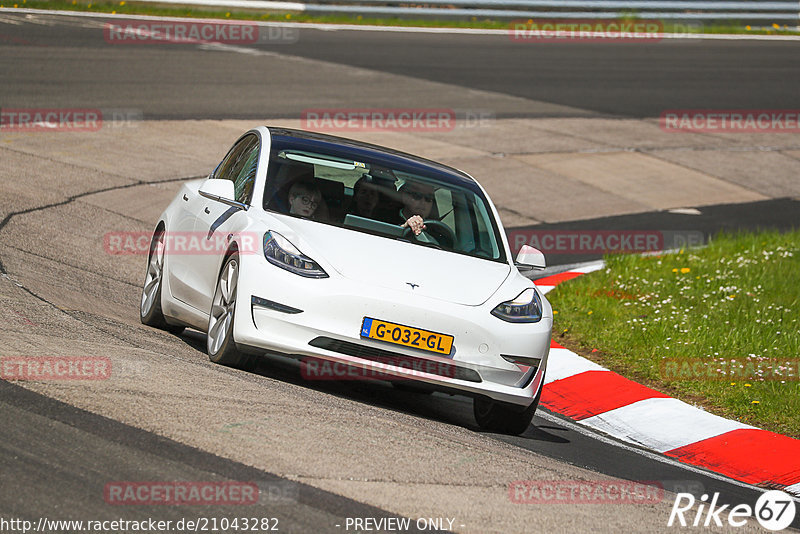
473 384 542 435
140 229 184 335
207 252 252 370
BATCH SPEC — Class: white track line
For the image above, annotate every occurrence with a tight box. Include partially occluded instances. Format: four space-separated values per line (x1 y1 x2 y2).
572 261 606 274
3 7 800 40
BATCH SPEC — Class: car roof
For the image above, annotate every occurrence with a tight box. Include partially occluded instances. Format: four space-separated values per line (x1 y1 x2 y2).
265 127 480 192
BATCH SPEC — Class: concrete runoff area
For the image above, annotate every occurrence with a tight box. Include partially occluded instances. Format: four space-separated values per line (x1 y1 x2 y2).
0 117 796 533
1 116 794 227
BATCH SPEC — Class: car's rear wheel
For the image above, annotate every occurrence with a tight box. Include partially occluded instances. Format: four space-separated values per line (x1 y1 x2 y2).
207 252 253 369
140 229 184 335
473 385 542 435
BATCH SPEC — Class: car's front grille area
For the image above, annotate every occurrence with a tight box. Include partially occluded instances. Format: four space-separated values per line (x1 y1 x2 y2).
308 337 482 383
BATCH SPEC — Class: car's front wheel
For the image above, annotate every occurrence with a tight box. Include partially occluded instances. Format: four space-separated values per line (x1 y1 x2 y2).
473 385 542 435
140 229 184 335
207 252 252 370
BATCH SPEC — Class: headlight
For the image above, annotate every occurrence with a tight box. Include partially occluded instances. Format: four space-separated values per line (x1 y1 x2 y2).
263 231 328 278
491 288 542 323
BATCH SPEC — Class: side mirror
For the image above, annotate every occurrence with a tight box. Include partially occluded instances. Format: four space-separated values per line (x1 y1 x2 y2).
515 245 546 271
198 178 247 211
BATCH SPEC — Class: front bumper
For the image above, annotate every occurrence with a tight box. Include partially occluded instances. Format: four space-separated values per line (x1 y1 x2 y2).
233 255 552 407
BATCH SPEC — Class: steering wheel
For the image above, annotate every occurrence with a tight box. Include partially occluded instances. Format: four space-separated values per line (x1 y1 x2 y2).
402 220 455 249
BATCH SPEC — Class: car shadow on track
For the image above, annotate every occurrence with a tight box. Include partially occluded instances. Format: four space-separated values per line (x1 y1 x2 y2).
176 328 570 442
517 424 570 444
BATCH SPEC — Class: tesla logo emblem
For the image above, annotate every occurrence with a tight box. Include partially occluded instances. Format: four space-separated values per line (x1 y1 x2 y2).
406 283 419 290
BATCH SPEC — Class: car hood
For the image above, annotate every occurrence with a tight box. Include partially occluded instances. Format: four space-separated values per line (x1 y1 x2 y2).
277 218 511 306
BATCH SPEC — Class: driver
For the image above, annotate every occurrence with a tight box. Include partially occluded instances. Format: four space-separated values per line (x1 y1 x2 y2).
395 180 436 236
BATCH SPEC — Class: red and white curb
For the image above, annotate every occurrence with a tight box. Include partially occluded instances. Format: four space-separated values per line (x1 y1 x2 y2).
536 262 800 496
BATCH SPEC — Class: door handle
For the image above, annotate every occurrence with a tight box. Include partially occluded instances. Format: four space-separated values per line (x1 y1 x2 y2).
182 194 188 201
204 207 210 214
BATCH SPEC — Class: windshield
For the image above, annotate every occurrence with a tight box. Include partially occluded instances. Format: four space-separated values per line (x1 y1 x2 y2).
262 138 507 263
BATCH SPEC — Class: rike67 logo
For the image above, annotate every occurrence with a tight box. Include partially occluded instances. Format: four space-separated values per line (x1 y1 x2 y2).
668 490 796 530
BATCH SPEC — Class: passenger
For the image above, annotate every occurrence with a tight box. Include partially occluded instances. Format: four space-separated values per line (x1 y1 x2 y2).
287 180 324 219
349 176 381 219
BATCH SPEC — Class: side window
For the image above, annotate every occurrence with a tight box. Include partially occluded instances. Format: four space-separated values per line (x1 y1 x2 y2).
214 134 259 204
233 147 259 204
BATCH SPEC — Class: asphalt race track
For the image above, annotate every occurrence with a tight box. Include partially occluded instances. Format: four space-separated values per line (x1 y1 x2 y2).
1 10 799 533
2 11 800 118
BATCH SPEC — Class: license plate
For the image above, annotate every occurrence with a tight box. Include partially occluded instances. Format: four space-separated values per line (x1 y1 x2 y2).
360 317 454 356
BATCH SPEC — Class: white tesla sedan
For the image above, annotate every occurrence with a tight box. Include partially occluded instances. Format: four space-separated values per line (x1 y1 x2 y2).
140 126 552 434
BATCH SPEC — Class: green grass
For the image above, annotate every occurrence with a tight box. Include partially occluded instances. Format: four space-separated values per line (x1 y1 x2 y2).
548 229 800 438
4 0 799 35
